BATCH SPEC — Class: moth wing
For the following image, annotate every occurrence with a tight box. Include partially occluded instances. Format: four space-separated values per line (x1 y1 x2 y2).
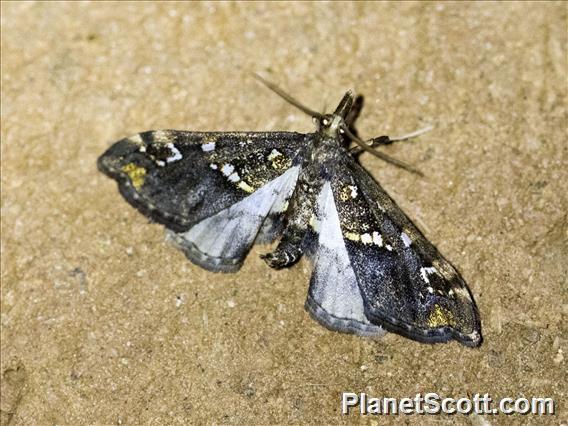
329 158 481 346
166 165 299 272
98 130 309 232
98 130 310 272
305 181 386 337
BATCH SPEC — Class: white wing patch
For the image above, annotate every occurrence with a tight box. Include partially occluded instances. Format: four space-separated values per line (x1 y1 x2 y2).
166 166 300 272
165 142 183 163
305 182 386 337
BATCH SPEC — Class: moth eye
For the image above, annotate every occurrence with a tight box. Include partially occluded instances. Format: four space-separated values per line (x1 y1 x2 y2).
322 118 330 126
339 128 345 134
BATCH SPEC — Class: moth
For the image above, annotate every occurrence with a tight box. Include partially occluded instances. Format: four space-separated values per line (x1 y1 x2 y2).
98 76 482 347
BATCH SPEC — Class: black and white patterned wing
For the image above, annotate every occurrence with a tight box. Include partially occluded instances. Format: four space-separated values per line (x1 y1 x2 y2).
309 157 481 346
98 130 308 272
305 180 387 338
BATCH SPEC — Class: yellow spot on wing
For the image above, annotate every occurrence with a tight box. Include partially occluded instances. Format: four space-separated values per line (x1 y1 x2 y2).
427 304 456 328
309 214 320 232
270 155 292 171
267 149 282 161
237 181 255 193
344 232 360 241
121 163 146 190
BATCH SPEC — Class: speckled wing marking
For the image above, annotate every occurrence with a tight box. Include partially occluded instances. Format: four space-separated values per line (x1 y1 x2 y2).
330 157 481 346
166 166 300 272
305 181 386 337
97 130 309 233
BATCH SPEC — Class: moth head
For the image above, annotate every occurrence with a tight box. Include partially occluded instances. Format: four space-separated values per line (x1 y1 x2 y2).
313 91 355 136
314 113 344 137
254 74 356 128
253 74 359 140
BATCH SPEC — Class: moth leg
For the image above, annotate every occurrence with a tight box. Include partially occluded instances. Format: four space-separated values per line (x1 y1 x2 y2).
261 166 319 269
260 226 303 269
365 135 393 147
349 125 433 155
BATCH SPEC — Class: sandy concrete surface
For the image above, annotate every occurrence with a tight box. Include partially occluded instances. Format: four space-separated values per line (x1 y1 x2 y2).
1 2 566 425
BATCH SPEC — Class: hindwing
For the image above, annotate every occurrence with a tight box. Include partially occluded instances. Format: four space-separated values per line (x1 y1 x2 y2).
305 181 386 338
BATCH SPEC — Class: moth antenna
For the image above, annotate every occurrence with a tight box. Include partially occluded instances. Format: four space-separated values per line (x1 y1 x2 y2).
390 124 434 142
341 125 424 177
253 73 323 119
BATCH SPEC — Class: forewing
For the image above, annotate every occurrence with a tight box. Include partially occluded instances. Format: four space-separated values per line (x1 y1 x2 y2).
98 130 309 232
330 157 481 346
